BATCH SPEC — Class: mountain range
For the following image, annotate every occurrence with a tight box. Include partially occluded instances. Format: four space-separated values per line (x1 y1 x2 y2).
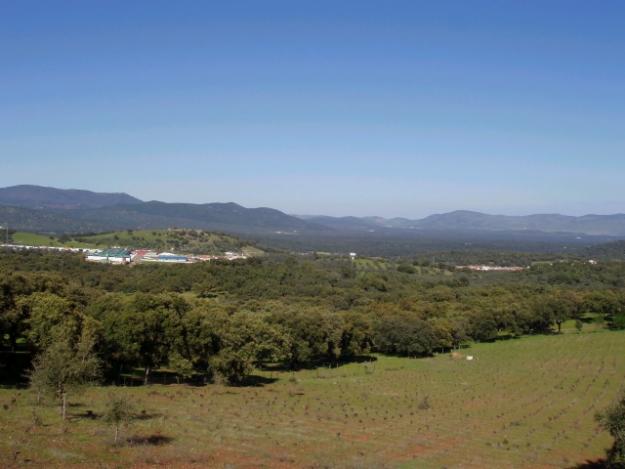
301 211 625 237
0 185 320 235
0 185 624 241
0 184 141 209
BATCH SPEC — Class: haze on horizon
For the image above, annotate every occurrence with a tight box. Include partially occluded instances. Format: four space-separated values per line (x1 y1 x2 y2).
2 1 625 218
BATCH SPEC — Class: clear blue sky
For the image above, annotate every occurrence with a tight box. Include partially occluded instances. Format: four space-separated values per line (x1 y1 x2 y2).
2 1 625 217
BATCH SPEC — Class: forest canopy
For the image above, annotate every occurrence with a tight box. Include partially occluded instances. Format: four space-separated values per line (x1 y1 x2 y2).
1 250 625 386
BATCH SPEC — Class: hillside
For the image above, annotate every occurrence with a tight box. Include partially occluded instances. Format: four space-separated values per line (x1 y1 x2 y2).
0 186 328 235
68 201 323 234
10 229 265 256
0 202 326 236
0 205 103 233
304 210 625 236
0 185 141 209
410 210 625 235
583 240 625 260
2 186 625 255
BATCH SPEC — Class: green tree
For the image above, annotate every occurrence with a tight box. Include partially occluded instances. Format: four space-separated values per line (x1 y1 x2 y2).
0 280 20 351
537 290 581 333
375 314 437 357
102 393 136 445
180 307 228 381
467 312 499 342
271 308 343 368
597 389 625 465
168 352 194 383
29 322 100 420
101 294 183 385
211 313 289 385
612 313 625 330
339 312 374 360
575 319 583 333
25 292 80 351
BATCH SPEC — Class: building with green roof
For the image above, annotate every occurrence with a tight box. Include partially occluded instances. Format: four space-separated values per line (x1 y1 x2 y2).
86 248 132 264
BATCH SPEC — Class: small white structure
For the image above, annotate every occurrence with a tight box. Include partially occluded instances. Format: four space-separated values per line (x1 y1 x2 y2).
224 251 247 260
86 248 132 264
156 252 189 263
466 356 474 361
349 252 357 259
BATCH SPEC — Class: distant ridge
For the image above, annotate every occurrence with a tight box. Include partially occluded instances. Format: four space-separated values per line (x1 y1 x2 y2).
0 185 624 238
0 185 327 235
0 185 141 209
302 209 625 237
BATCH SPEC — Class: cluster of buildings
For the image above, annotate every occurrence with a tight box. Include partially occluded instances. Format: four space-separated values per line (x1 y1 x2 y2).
85 248 247 265
0 243 247 265
456 265 527 272
1 243 99 255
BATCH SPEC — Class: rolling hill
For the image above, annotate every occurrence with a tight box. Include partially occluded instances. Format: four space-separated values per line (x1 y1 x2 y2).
0 186 328 235
0 204 103 233
10 229 265 256
0 185 141 209
1 186 625 247
303 210 625 237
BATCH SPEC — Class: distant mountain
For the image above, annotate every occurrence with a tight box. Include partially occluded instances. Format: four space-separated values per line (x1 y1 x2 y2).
303 210 625 237
0 185 327 235
410 210 625 236
0 185 141 209
297 215 379 232
0 205 103 233
67 201 325 234
1 185 625 242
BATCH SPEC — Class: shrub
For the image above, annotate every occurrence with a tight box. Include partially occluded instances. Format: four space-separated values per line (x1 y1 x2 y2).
597 389 625 465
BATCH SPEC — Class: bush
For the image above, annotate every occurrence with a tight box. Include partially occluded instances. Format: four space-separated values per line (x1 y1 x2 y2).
102 393 136 445
597 389 625 465
610 313 625 330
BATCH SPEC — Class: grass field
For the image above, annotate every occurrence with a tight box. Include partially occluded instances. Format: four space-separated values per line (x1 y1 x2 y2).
1 331 624 468
9 232 92 248
9 230 264 256
353 258 451 277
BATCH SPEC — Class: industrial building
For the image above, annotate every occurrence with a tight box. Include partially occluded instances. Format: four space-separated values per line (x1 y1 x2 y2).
2 242 246 266
86 248 133 264
86 248 247 265
141 252 189 263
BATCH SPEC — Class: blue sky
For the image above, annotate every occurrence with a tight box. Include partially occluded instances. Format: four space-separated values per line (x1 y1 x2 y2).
1 1 625 217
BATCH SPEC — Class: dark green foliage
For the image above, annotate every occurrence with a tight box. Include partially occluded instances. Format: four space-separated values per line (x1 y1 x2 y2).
29 320 101 419
612 313 625 330
271 308 344 367
99 294 188 384
597 389 625 465
375 314 437 357
210 313 289 384
575 319 583 332
2 249 625 386
466 312 499 342
397 263 416 274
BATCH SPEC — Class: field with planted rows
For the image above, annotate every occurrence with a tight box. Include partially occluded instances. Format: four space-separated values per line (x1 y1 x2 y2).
1 330 623 467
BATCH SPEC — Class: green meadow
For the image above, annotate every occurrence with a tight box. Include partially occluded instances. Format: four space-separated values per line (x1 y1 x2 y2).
10 232 92 248
1 330 623 468
9 230 264 256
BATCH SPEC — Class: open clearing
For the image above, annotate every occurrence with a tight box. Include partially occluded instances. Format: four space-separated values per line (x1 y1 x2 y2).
9 230 264 256
1 330 624 468
9 232 92 249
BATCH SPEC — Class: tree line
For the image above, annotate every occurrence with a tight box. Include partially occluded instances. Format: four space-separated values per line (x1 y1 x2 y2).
2 251 625 389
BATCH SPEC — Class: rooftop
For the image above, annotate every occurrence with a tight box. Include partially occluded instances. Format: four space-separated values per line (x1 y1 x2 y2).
93 248 132 258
